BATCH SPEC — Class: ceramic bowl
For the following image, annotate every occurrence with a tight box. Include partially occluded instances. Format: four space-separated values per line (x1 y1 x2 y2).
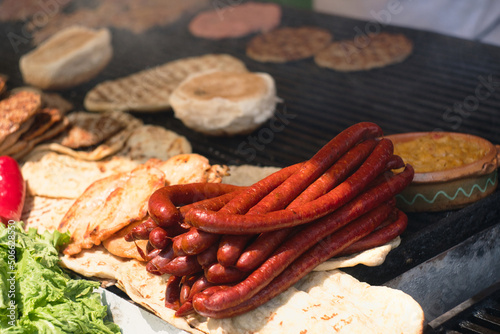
384 132 500 212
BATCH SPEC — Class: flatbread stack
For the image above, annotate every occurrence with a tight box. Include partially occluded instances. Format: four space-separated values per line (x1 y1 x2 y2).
0 89 71 160
84 54 248 113
21 151 229 261
27 111 143 161
246 26 332 63
314 32 414 71
21 116 192 200
49 161 422 334
19 110 193 242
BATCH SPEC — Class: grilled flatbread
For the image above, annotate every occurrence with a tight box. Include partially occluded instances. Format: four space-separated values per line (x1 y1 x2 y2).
0 91 41 146
246 26 332 63
0 88 74 159
116 124 192 163
0 116 35 154
314 237 401 271
314 32 413 71
21 151 140 199
194 269 424 334
20 122 192 197
31 111 143 161
84 54 248 113
0 89 71 159
19 107 64 142
21 194 76 234
9 116 70 160
56 111 127 149
9 87 73 115
61 247 423 334
60 245 129 281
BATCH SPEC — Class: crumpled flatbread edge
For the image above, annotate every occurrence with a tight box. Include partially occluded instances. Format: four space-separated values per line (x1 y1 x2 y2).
313 236 401 271
59 237 407 334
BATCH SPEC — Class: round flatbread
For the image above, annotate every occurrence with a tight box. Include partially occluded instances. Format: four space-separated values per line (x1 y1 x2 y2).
314 32 413 71
170 70 278 136
19 26 113 90
192 269 424 334
246 26 332 63
117 124 192 163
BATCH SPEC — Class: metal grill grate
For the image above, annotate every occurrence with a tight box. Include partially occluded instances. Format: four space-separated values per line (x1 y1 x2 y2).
428 282 500 334
152 6 500 167
2 5 499 167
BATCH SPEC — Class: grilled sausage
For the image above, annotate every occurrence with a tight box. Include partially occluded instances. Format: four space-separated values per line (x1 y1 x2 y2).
149 183 243 228
191 164 413 312
184 138 395 234
192 205 404 318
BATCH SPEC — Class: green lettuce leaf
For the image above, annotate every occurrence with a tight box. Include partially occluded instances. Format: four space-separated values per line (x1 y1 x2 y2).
0 222 120 334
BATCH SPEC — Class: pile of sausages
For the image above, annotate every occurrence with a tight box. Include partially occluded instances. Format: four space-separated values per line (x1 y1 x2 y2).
125 122 415 319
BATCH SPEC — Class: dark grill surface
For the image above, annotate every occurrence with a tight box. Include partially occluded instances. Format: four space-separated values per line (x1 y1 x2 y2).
428 282 500 334
2 4 500 168
0 1 499 288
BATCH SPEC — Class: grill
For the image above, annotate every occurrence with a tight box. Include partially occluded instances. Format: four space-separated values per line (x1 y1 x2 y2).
1 2 499 330
426 281 500 334
3 5 500 167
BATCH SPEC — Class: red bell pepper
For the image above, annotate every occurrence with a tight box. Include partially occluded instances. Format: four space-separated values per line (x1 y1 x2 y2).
0 156 26 226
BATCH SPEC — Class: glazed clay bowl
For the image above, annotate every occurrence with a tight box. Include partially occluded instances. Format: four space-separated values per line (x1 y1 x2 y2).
384 132 500 212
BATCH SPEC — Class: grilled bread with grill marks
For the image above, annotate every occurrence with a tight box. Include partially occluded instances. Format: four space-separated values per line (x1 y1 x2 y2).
84 54 248 113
